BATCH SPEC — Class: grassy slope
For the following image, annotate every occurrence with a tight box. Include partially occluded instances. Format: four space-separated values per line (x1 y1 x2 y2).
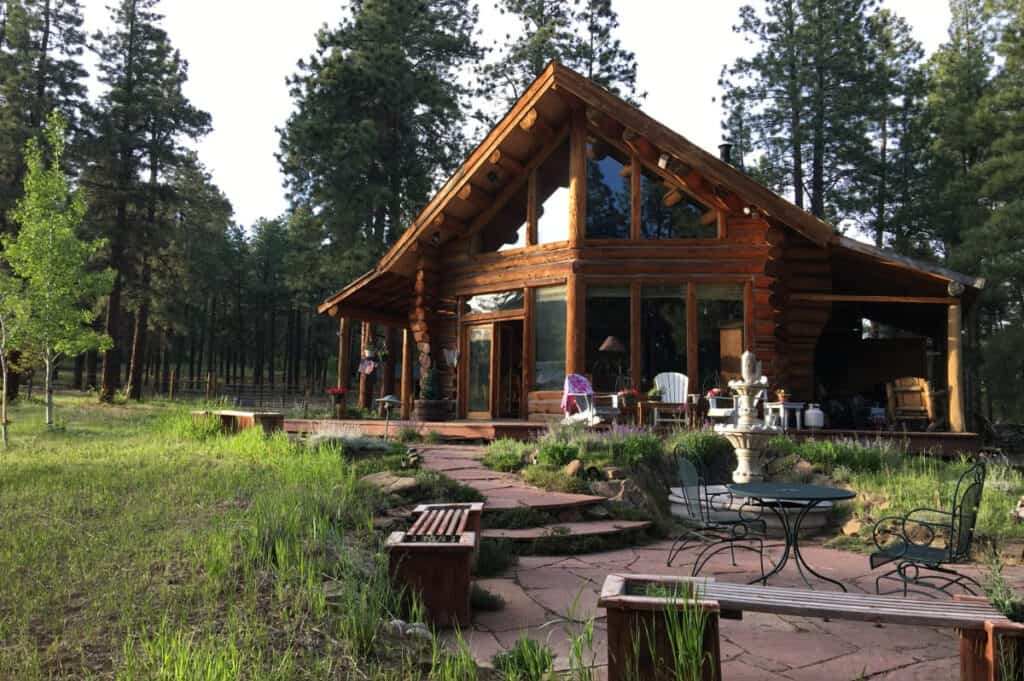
0 395 415 680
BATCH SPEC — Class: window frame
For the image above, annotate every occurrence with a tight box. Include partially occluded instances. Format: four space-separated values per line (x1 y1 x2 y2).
584 127 725 245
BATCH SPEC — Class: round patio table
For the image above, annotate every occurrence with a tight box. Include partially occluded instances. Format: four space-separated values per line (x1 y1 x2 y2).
728 482 856 592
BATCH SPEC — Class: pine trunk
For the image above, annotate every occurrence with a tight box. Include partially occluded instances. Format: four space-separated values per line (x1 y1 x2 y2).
85 349 97 390
100 268 123 401
127 295 149 400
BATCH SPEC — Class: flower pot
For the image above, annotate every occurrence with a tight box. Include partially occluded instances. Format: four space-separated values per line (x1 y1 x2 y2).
988 619 1024 681
599 575 722 681
414 399 449 422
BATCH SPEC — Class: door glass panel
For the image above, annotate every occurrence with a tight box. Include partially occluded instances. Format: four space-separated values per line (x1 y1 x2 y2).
585 285 631 392
641 285 687 392
697 284 744 392
468 326 492 413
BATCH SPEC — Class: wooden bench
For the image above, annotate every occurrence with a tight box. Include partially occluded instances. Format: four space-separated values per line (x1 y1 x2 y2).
600 574 1014 681
387 502 484 627
192 410 284 435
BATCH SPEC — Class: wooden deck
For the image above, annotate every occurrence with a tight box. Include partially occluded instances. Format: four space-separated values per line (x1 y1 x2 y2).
283 418 981 454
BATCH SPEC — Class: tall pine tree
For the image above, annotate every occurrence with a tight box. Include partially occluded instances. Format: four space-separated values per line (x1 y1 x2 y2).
278 0 481 279
0 0 88 234
721 0 878 221
84 0 211 400
477 0 639 118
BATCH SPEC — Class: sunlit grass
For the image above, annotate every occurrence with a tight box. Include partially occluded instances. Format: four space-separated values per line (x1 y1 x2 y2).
0 394 426 679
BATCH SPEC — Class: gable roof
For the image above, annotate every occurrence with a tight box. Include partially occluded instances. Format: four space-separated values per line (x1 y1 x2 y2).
319 62 981 316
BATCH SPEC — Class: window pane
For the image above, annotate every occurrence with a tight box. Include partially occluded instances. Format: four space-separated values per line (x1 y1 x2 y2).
585 285 630 392
534 286 566 390
641 285 687 391
479 185 527 253
640 168 716 239
463 290 524 316
697 284 744 392
468 326 492 413
537 138 569 243
585 141 630 239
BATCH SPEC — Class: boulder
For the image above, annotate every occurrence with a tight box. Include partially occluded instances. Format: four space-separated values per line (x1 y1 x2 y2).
604 466 625 480
360 471 419 495
842 518 864 536
563 459 583 477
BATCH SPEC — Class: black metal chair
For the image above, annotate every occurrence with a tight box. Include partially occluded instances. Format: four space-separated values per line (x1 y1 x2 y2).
666 457 767 579
870 461 986 597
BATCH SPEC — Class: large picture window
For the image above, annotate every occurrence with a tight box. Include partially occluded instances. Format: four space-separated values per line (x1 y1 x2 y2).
640 285 687 391
697 284 744 392
585 141 630 239
640 168 717 239
585 285 631 391
534 286 566 390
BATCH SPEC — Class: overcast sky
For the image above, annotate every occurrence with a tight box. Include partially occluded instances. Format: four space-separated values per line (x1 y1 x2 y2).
79 0 953 229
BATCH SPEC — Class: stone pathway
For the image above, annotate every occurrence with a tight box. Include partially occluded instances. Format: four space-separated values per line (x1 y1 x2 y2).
417 446 1024 679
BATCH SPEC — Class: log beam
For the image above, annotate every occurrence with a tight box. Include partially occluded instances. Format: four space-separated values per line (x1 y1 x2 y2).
789 293 959 305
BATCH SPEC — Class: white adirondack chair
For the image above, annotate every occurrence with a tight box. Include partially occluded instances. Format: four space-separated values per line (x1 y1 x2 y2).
652 372 689 427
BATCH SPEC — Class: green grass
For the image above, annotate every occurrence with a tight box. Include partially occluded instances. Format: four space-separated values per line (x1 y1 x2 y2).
846 454 1024 542
0 395 475 679
482 438 532 472
521 464 590 493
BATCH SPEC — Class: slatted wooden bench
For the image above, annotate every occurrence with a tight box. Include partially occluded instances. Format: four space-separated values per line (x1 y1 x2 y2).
600 574 1015 681
387 502 484 627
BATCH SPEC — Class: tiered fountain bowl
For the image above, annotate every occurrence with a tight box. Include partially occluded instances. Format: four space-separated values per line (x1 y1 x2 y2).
714 351 781 484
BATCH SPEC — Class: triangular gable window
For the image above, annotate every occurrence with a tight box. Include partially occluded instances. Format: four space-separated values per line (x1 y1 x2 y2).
640 167 717 239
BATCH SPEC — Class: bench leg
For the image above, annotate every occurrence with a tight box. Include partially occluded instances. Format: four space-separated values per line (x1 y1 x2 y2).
960 627 992 681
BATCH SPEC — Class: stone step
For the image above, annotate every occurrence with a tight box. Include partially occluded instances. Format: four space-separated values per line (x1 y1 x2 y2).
481 488 608 511
481 519 652 541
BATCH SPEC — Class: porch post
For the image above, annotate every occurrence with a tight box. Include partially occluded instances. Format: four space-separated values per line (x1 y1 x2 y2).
948 301 965 433
687 282 698 386
400 328 413 420
337 317 351 391
358 321 371 410
566 272 584 376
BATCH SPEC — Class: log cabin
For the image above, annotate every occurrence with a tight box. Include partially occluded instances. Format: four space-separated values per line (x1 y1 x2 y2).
316 62 984 439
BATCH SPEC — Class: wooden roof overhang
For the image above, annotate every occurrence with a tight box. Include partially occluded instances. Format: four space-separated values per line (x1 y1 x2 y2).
318 62 983 322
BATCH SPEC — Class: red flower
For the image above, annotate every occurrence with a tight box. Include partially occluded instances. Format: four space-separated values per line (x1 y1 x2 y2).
326 387 347 395
706 388 722 398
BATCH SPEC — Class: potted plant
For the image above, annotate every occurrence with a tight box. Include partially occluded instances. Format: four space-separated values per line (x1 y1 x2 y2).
983 554 1024 680
599 574 721 681
414 367 448 422
326 386 347 418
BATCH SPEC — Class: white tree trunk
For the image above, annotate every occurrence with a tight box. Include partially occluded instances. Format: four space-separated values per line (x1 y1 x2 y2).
45 356 53 428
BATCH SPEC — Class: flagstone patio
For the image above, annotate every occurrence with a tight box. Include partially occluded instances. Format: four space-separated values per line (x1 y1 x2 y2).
419 445 1024 678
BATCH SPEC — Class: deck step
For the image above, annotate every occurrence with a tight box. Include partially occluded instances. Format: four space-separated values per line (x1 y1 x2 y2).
481 519 652 541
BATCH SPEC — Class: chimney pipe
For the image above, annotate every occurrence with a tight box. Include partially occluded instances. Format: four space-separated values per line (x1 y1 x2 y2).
718 141 733 165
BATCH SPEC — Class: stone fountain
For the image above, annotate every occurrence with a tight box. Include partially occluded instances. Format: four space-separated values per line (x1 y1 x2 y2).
714 350 781 483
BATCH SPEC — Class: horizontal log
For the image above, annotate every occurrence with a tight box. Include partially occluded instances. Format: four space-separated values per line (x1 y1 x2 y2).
789 293 959 305
574 259 764 276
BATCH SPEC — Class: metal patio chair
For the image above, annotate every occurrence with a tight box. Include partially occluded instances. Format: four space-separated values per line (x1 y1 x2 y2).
870 461 986 597
667 456 767 578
